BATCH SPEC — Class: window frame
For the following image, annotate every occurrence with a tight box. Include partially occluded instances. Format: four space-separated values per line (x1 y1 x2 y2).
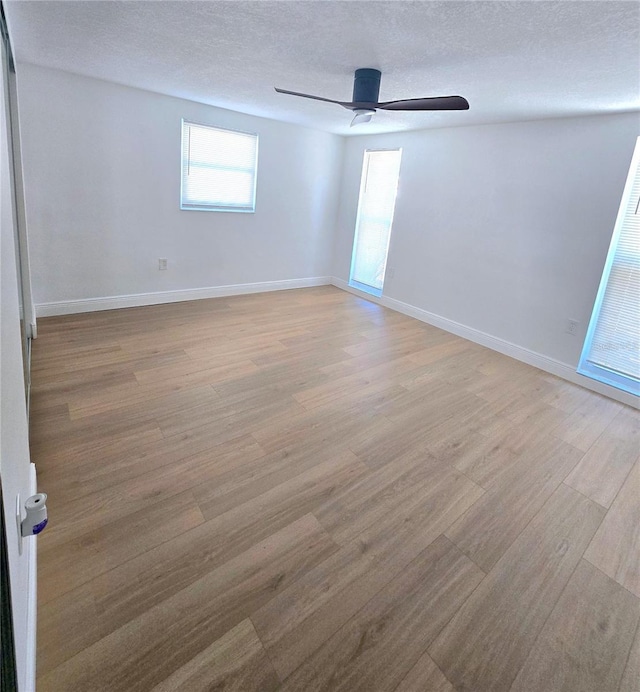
577 137 640 397
180 119 259 213
348 148 402 297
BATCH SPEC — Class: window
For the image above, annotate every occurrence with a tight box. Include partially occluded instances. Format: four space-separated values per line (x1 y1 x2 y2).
578 137 640 396
349 149 402 296
181 120 258 212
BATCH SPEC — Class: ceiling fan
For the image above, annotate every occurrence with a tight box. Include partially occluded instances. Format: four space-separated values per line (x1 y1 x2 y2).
275 68 469 127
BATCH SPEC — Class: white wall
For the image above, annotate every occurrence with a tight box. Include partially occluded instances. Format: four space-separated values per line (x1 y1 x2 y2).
1 44 35 691
16 64 343 307
333 112 640 369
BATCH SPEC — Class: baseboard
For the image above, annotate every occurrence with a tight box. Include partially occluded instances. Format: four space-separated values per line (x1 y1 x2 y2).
331 277 638 409
24 463 37 692
35 277 332 317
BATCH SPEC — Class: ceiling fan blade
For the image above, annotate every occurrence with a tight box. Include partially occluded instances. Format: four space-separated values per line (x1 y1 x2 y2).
377 96 469 111
350 109 374 127
274 87 351 109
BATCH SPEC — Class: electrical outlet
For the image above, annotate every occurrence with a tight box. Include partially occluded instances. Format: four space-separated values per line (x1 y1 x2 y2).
566 319 580 335
158 258 168 270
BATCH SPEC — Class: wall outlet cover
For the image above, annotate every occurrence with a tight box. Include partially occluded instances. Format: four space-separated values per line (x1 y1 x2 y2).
566 319 580 335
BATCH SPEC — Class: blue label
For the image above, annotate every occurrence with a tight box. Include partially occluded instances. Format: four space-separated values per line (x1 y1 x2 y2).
32 518 48 535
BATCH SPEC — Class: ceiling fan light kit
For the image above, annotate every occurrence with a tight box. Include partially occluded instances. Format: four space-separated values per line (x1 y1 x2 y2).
350 108 376 127
275 67 469 127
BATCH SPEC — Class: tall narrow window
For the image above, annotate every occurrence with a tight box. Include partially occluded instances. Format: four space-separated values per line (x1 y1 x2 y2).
349 149 402 296
181 120 258 212
578 137 640 396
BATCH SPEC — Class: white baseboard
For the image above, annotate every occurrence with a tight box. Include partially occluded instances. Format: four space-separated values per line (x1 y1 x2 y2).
24 463 37 692
331 277 638 409
35 277 332 317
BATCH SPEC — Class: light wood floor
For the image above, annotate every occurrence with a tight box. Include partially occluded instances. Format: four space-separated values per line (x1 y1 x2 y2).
30 286 640 692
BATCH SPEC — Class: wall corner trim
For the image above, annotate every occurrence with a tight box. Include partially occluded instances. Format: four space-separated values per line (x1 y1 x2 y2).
35 277 333 317
331 277 638 409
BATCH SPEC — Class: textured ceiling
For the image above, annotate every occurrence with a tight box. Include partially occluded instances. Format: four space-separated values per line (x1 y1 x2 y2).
4 0 640 135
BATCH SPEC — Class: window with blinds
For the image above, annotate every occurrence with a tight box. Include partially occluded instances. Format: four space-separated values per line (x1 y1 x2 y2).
181 121 258 212
578 137 640 396
349 149 402 296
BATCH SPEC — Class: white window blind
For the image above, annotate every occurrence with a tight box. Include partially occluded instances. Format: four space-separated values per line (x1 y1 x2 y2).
350 149 402 294
181 120 258 212
578 137 640 396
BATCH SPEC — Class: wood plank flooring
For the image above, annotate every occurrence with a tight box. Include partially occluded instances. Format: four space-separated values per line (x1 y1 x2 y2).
30 286 640 692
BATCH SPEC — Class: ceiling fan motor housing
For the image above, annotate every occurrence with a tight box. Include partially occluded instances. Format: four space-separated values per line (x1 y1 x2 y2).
353 68 381 104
